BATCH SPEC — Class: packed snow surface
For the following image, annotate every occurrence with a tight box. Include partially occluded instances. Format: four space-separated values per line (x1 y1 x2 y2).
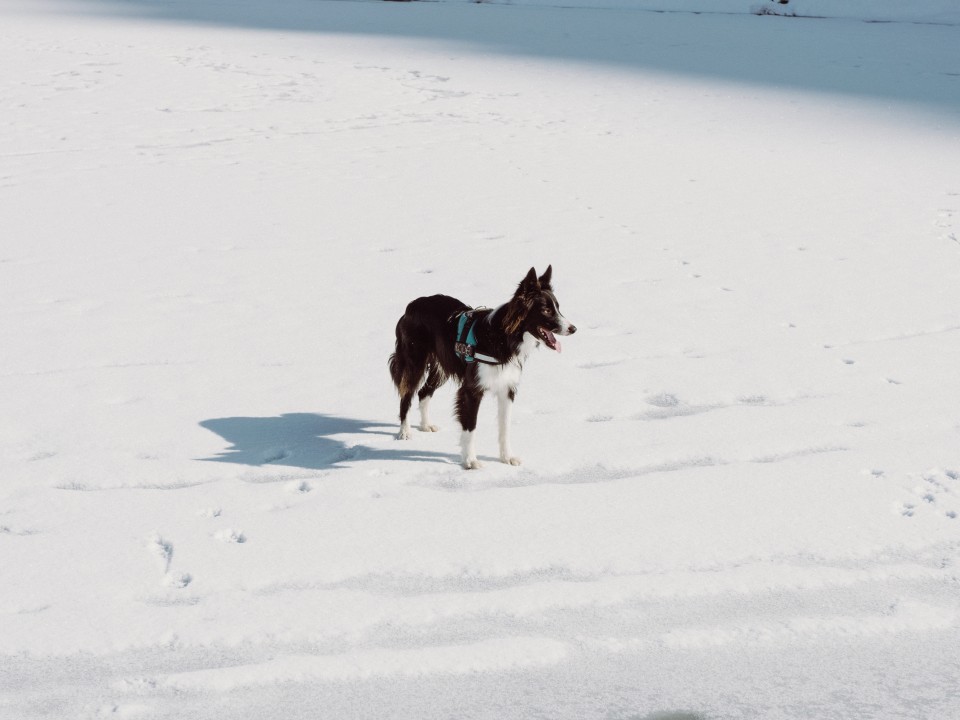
1 0 959 718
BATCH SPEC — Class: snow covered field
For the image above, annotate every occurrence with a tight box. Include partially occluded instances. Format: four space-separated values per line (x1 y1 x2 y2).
2 0 959 717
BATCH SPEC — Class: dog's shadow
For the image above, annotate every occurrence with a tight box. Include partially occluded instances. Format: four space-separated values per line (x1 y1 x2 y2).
199 413 458 470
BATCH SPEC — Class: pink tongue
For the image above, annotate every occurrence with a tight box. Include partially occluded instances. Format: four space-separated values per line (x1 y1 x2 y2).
548 332 562 353
543 329 561 352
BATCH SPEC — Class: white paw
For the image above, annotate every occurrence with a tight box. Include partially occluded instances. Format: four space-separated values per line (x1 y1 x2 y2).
463 458 484 470
419 424 440 433
501 455 522 466
396 428 411 440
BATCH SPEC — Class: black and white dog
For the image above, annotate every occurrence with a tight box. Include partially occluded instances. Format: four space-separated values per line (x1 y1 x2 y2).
389 265 576 469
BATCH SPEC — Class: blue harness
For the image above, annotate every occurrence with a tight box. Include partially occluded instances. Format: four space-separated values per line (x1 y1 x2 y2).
454 310 500 365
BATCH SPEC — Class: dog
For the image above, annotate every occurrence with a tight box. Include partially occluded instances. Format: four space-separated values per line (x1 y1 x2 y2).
389 265 576 469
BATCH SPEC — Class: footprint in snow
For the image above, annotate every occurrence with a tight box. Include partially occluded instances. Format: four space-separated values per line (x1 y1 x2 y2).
645 393 680 408
214 529 246 544
163 573 192 589
148 535 173 573
0 525 39 536
921 470 959 518
896 470 959 520
149 535 192 588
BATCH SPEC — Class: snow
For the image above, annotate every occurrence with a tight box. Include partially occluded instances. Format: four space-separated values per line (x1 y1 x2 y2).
1 0 959 717
460 0 960 25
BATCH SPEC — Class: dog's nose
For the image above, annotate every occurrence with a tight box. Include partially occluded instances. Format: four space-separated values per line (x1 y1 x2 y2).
567 324 577 335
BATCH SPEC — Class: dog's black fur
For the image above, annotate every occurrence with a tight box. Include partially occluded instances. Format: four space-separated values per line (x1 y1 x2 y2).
389 265 575 468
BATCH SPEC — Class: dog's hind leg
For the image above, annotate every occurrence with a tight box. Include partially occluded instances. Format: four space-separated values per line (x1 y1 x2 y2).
396 355 428 441
416 364 444 433
497 387 521 466
397 392 415 440
456 381 484 469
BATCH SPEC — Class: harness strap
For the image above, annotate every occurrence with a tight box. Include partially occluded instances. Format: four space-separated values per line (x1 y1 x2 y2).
454 311 500 365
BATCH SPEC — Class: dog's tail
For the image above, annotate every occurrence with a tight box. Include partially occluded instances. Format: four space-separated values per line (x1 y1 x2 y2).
388 317 407 395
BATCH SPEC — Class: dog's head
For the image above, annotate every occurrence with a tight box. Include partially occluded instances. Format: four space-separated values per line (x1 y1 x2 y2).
502 265 576 351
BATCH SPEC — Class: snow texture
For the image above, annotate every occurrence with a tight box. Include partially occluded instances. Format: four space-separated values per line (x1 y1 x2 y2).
1 0 959 718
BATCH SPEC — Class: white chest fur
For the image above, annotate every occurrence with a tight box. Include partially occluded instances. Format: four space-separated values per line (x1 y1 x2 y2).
476 332 537 394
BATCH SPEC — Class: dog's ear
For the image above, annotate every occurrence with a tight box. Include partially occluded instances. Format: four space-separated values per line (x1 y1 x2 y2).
504 268 539 334
517 266 540 296
538 265 553 289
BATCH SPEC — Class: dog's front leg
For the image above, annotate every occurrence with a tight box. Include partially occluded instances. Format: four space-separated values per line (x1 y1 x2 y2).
497 388 521 466
456 384 484 469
